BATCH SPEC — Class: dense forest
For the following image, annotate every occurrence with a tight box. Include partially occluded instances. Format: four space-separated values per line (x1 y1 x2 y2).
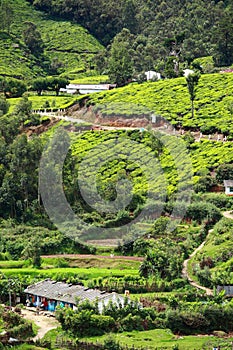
29 0 233 69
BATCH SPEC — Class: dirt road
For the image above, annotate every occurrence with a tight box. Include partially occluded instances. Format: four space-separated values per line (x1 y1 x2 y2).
22 308 59 340
182 240 213 296
223 210 233 219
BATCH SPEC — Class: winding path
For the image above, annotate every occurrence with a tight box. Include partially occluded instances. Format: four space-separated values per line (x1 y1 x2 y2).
181 211 233 295
182 238 213 296
222 210 233 219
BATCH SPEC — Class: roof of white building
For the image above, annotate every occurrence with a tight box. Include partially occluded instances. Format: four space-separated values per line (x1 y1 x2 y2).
24 279 124 305
223 180 233 187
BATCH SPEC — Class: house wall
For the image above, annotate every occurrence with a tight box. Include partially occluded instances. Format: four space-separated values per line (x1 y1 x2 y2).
98 294 125 313
225 186 233 196
26 294 74 311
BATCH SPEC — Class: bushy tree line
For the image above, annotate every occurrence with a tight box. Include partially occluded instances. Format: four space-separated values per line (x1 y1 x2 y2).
56 297 233 337
0 76 69 98
31 0 233 69
0 306 35 342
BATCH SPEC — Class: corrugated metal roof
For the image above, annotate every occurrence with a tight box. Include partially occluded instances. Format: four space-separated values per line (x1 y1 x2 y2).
24 279 124 305
223 180 233 187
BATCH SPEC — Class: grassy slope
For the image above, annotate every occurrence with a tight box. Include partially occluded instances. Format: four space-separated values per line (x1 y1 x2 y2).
188 217 233 284
8 95 79 112
87 73 233 134
1 0 103 79
82 329 233 350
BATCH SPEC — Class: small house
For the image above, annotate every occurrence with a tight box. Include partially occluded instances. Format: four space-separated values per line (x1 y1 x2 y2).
24 279 126 313
183 69 194 77
217 285 233 297
145 71 161 81
223 180 233 196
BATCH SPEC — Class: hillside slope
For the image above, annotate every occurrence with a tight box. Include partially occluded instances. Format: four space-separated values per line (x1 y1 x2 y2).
0 0 103 78
86 73 233 135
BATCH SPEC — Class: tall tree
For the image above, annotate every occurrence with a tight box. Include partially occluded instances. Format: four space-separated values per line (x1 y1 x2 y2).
214 5 233 66
23 22 44 57
108 30 134 86
0 96 9 116
122 0 138 34
0 0 14 33
185 72 200 119
47 77 69 96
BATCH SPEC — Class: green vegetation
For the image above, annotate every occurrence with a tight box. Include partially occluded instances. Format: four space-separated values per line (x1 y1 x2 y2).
87 73 233 135
71 74 109 84
8 95 77 113
0 305 36 344
0 0 103 79
82 329 233 350
32 0 233 69
189 217 233 286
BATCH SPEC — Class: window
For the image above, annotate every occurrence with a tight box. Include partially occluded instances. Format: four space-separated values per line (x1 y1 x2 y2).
229 187 233 192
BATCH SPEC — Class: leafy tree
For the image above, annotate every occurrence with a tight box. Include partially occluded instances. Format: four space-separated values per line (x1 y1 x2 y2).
3 78 27 98
108 30 133 86
139 239 183 280
0 96 9 116
216 163 233 183
47 77 69 96
185 72 200 119
149 216 171 238
31 78 48 96
214 5 233 66
22 21 44 57
0 0 14 33
21 240 41 268
122 0 137 34
14 96 32 119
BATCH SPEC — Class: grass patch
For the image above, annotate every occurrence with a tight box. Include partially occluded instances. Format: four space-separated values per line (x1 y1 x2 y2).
42 257 141 270
8 95 77 113
82 329 233 350
1 0 103 78
0 267 139 284
71 75 109 84
0 260 26 269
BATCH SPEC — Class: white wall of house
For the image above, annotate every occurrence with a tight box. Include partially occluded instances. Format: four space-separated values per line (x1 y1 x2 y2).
98 293 126 313
225 186 233 195
145 71 161 81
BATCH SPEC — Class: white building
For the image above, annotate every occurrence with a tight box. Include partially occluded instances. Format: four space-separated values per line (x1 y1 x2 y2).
24 279 126 313
183 69 194 77
60 83 116 95
223 180 233 196
145 71 161 81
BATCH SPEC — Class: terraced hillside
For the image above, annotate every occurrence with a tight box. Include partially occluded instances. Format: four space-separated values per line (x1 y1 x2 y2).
86 73 233 136
0 0 103 78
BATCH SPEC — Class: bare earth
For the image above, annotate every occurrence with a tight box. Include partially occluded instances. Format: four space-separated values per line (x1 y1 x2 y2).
41 253 144 261
22 308 59 340
222 210 233 219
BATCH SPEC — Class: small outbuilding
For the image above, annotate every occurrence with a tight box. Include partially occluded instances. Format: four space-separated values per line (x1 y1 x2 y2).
24 279 126 313
183 69 194 77
145 71 161 81
223 180 233 196
217 285 233 297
